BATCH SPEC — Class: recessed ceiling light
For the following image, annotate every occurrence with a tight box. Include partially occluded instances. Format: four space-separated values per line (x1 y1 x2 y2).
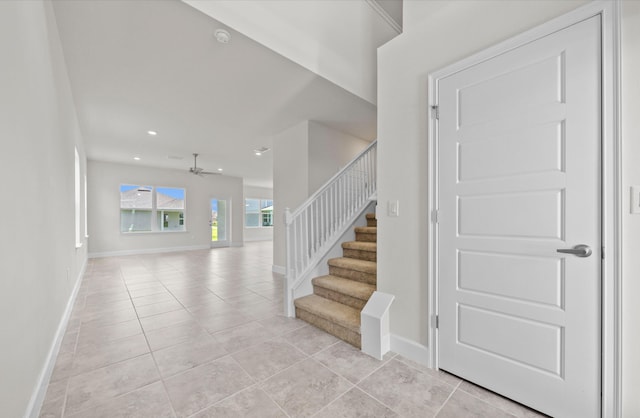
217 168 223 172
254 146 270 156
214 29 231 44
147 130 157 136
133 157 141 161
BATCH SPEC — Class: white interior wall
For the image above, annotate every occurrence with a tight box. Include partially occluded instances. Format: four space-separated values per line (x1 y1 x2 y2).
244 185 274 242
88 160 244 256
0 1 88 416
377 0 588 351
273 120 370 270
378 0 639 414
308 121 371 192
621 1 640 414
273 121 310 270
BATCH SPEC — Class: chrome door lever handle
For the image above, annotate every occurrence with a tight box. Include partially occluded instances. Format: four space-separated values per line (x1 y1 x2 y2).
557 244 592 258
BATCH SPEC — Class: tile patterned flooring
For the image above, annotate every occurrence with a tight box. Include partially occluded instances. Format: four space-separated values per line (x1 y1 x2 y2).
40 242 546 418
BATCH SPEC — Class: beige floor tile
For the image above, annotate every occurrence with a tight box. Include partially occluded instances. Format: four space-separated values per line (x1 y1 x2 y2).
41 242 547 418
257 314 307 336
191 386 286 418
172 292 225 309
128 286 170 299
232 339 306 381
358 359 455 418
153 333 228 378
58 331 78 355
283 325 340 355
205 284 255 299
395 355 462 387
436 389 515 418
261 358 353 417
125 281 165 291
80 298 134 316
240 301 281 319
144 320 209 352
76 319 142 348
139 309 195 333
186 300 238 319
65 354 160 415
135 299 184 318
314 340 388 384
211 321 274 353
66 381 175 418
195 310 255 334
49 351 74 383
457 380 548 417
315 387 398 418
71 333 150 375
42 379 68 403
132 291 177 307
38 395 65 418
164 356 254 417
79 306 139 329
222 292 270 306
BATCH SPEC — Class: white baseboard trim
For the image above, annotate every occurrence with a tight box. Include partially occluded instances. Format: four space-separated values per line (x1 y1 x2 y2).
26 258 87 418
243 237 273 242
89 244 210 258
272 265 286 275
230 242 244 247
390 333 431 367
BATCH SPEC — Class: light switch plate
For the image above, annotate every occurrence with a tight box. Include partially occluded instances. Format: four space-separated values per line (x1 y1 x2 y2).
388 200 399 217
632 186 640 214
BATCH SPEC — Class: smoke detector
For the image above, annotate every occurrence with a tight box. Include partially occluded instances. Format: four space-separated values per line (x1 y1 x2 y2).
214 29 231 44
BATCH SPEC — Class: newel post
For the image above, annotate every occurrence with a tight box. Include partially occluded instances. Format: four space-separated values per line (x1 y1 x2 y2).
283 208 295 317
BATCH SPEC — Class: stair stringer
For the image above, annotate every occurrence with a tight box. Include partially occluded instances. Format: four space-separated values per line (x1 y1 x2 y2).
286 201 376 317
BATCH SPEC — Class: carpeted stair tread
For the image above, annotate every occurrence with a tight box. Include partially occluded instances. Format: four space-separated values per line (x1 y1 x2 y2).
294 294 360 333
328 257 376 274
342 241 377 252
354 226 377 234
365 213 377 227
312 275 376 301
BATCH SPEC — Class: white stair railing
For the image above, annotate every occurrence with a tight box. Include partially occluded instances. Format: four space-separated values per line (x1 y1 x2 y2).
284 140 377 316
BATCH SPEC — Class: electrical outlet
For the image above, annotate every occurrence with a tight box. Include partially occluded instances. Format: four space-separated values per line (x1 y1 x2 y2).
632 186 640 214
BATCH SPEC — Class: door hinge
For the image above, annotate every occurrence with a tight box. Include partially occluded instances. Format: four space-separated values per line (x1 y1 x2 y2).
435 315 439 329
602 246 605 259
431 209 439 224
431 105 439 120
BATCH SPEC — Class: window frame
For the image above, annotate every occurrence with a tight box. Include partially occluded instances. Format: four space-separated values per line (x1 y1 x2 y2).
244 198 273 228
119 184 187 234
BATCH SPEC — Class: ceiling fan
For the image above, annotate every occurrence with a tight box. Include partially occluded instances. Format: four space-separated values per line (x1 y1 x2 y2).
189 153 219 176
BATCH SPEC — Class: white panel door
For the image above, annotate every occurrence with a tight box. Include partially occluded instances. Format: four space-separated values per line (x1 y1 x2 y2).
437 16 601 418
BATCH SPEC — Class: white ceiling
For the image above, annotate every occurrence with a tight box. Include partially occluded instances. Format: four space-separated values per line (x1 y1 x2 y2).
183 0 400 104
52 0 398 188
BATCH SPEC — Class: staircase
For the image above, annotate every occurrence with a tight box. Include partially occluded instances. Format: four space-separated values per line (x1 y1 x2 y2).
294 213 377 348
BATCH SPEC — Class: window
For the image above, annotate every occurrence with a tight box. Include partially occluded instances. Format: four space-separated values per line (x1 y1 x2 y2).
120 185 186 233
245 198 273 227
156 187 185 231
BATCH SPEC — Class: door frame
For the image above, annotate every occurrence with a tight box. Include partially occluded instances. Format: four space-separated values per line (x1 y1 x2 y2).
210 196 231 248
426 1 621 416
